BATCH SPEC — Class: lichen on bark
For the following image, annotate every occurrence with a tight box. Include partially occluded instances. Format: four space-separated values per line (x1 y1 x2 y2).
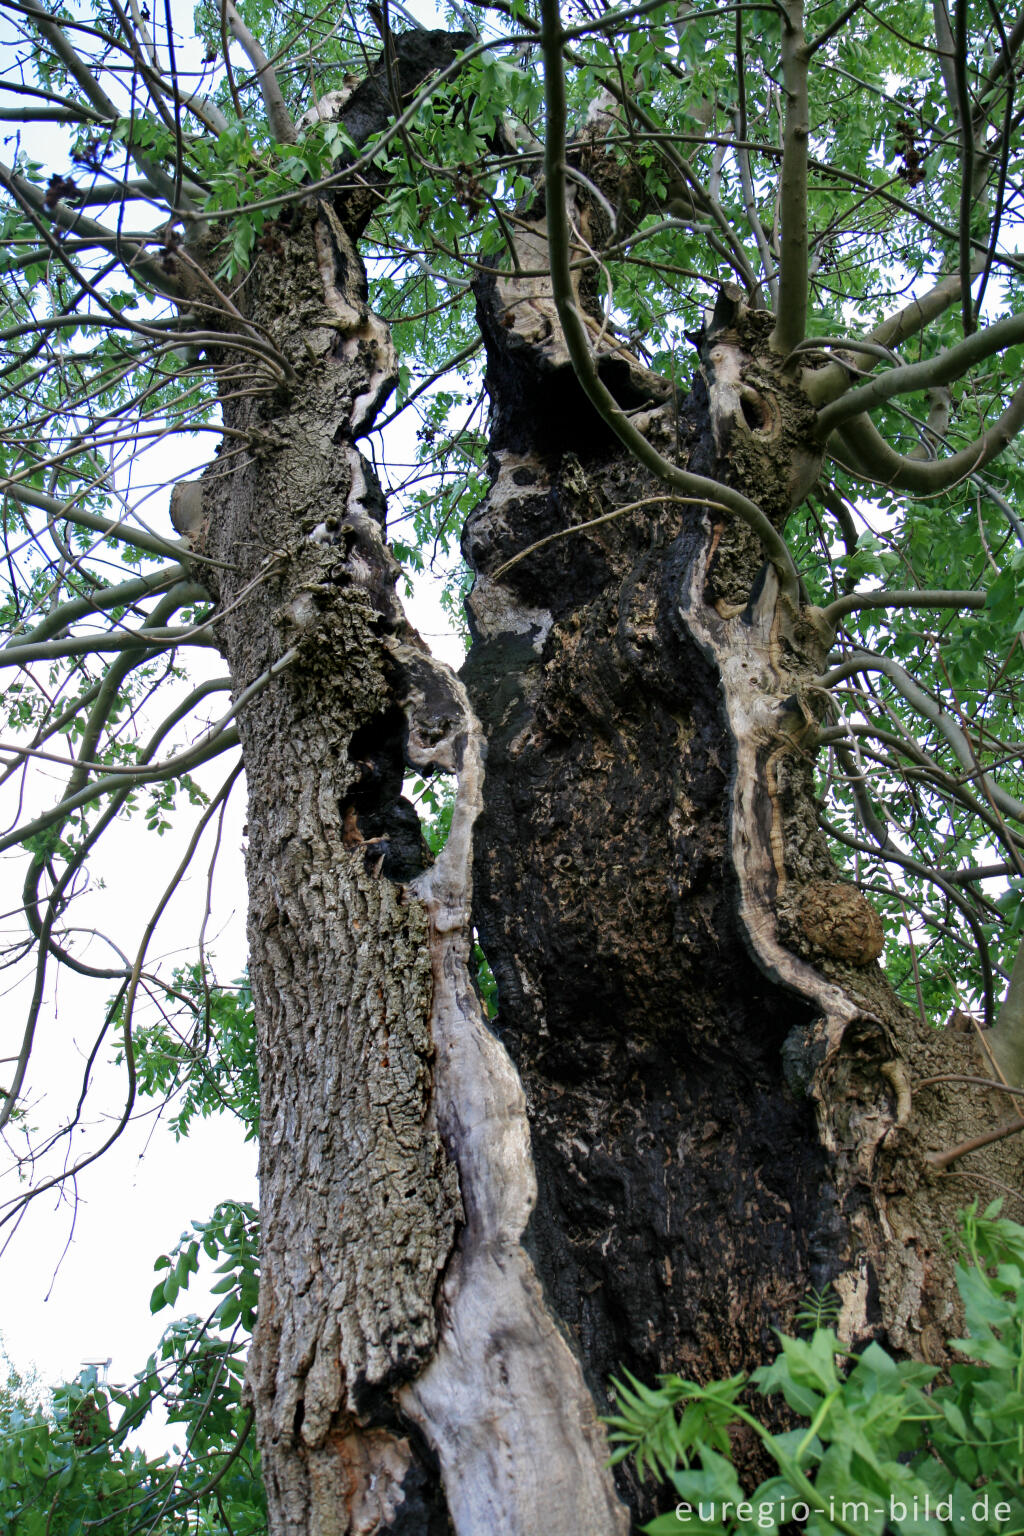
190 195 465 1526
185 39 638 1530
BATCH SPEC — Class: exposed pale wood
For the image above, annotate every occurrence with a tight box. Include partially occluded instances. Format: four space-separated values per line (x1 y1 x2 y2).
400 660 630 1534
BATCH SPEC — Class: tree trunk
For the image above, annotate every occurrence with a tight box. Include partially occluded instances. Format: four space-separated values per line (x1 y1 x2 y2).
462 239 1024 1515
188 38 630 1530
181 38 1023 1534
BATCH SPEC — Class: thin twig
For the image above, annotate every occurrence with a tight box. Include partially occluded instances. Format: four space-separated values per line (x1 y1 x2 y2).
491 495 730 579
927 1114 1024 1169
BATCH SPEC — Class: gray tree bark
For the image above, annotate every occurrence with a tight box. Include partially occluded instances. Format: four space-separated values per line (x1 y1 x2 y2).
176 31 1024 1533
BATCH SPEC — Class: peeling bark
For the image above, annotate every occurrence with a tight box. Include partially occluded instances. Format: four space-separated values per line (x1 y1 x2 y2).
200 196 460 1529
189 35 631 1532
180 33 1022 1533
400 670 630 1534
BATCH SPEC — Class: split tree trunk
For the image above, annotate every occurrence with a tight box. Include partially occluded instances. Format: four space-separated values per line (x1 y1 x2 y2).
462 280 1018 1513
180 34 1023 1533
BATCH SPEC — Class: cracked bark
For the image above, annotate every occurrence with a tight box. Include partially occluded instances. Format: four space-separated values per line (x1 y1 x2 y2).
175 31 1022 1533
183 31 629 1534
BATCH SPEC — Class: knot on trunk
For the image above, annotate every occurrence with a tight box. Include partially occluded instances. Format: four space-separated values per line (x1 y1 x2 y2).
785 880 885 966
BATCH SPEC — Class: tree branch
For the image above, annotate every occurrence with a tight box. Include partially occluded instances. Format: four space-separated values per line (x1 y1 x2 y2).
828 383 1024 493
801 267 986 410
927 1114 1024 1168
20 0 198 212
918 1072 1024 1096
731 116 779 307
0 646 298 857
819 588 985 626
1 481 222 567
949 0 977 331
0 724 239 857
815 309 1024 436
223 0 297 143
806 0 869 53
539 0 801 608
820 650 1024 825
985 940 1024 1085
822 814 997 1025
491 495 734 579
18 0 119 120
818 718 1024 860
607 88 764 299
0 618 214 670
771 0 809 353
0 159 184 299
2 565 188 651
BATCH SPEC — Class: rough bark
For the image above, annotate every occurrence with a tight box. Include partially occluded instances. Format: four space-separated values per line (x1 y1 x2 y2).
184 33 631 1534
175 31 1023 1533
201 191 460 1530
461 220 1024 1516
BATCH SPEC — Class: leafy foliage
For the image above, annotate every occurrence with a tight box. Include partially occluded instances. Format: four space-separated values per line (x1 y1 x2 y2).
793 1286 843 1337
0 1032 260 1532
150 1199 260 1334
608 1203 1024 1536
127 967 260 1141
0 1332 264 1536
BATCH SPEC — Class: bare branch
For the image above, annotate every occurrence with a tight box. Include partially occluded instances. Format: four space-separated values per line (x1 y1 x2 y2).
223 0 297 143
491 494 734 579
803 275 989 410
819 588 986 626
0 615 214 669
20 0 198 213
818 718 1024 860
927 1114 1024 1168
0 724 239 860
18 0 119 120
0 762 242 1151
0 646 299 857
917 1072 1024 1096
942 0 977 331
0 159 184 299
731 115 779 307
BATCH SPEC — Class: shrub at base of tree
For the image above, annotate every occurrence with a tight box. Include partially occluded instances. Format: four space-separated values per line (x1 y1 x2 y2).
610 1202 1024 1536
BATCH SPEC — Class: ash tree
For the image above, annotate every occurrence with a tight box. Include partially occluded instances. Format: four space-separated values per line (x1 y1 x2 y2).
2 0 1024 1528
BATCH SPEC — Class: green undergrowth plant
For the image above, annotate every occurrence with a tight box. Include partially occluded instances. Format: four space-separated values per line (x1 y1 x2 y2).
608 1203 1024 1536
